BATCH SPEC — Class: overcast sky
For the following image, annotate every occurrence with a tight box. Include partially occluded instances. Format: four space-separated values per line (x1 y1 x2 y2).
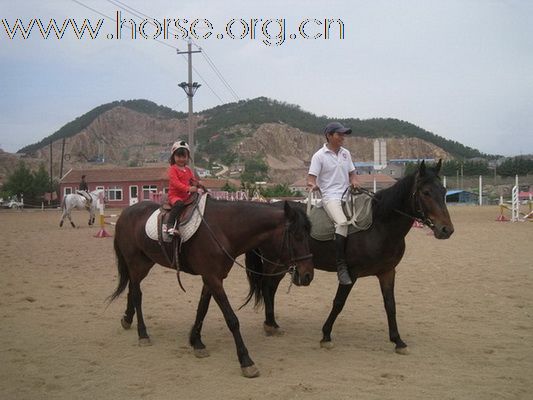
1 0 532 156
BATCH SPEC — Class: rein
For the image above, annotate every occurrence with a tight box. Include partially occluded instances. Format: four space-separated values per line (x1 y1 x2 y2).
197 203 312 278
351 187 435 229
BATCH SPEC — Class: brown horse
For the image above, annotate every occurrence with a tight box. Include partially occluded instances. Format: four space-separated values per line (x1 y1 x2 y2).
108 197 313 378
244 160 454 353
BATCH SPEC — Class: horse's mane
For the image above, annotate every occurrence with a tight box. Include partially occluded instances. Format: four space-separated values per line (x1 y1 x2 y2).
372 173 416 220
288 205 312 235
372 166 441 220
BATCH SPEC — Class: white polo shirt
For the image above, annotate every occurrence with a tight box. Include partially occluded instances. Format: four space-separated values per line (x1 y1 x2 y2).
308 144 355 200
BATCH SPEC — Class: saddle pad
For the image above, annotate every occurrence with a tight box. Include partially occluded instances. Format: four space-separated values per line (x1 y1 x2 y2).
310 194 373 241
145 194 208 243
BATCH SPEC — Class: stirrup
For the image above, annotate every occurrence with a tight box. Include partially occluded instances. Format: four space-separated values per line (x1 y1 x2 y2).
163 225 173 235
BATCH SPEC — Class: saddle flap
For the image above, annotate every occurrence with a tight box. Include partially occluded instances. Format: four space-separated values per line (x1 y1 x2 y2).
309 194 373 241
179 192 200 224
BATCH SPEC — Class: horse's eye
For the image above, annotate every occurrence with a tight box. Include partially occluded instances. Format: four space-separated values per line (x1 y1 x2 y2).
422 190 431 196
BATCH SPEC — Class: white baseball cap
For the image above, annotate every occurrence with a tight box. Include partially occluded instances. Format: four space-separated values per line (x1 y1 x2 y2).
171 140 190 155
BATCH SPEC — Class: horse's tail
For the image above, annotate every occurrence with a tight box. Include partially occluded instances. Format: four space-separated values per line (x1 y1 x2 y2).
239 249 265 310
107 236 130 303
61 195 66 211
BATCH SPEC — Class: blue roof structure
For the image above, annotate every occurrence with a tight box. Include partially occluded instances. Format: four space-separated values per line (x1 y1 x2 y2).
445 189 478 203
446 190 464 196
354 162 375 167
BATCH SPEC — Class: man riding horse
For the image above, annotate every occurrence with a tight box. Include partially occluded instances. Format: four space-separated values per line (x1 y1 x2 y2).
76 174 92 206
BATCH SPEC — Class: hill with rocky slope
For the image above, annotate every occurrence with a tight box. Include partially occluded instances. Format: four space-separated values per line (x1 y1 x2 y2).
1 98 488 184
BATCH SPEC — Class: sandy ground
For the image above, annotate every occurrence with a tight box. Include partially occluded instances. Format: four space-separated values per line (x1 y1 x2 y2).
0 206 532 400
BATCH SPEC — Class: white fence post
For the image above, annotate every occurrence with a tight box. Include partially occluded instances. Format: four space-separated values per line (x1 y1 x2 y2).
479 175 483 206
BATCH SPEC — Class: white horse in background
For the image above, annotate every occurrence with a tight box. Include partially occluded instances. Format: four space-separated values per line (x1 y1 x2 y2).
59 189 104 228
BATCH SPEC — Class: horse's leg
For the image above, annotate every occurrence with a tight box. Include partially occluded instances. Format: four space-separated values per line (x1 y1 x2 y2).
130 280 151 346
263 275 284 336
189 284 212 358
377 269 408 354
120 285 135 330
124 256 153 346
68 211 76 228
206 277 259 378
320 280 356 349
59 210 65 227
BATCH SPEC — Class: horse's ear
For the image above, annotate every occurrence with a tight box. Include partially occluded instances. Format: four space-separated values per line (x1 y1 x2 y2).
419 160 426 177
435 159 442 175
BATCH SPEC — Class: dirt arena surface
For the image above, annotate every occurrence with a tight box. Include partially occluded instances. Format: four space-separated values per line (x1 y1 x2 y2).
0 206 531 399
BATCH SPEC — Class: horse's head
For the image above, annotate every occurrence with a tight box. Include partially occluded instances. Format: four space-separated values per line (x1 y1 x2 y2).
414 160 454 239
282 201 314 286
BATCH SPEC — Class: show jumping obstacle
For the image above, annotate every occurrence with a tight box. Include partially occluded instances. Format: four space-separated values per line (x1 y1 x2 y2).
94 191 117 238
496 175 533 222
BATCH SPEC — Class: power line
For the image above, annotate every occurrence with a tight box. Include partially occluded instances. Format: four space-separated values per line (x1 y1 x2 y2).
201 51 240 101
71 0 176 50
99 0 226 103
106 0 239 102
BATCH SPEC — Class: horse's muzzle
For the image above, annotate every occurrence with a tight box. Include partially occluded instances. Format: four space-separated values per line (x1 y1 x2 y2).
292 269 313 286
432 222 454 239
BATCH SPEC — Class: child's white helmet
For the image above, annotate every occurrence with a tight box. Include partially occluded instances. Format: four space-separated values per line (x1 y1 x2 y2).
171 140 190 155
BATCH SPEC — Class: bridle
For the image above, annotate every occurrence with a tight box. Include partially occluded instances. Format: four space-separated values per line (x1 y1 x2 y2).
352 186 436 230
275 222 314 266
409 187 436 229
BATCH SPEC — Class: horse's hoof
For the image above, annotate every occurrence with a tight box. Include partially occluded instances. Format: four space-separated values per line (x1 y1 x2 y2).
263 323 284 337
138 337 152 346
121 317 132 330
395 346 409 355
241 365 260 378
59 221 63 227
193 348 210 358
320 340 334 349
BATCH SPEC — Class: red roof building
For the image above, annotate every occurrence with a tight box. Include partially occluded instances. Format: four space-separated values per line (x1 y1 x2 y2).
59 167 240 207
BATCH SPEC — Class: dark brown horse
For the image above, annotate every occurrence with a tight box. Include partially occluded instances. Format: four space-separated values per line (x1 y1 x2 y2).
108 197 313 378
244 160 454 353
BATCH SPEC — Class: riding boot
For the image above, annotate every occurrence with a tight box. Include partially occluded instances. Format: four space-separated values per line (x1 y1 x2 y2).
166 201 184 235
335 234 353 285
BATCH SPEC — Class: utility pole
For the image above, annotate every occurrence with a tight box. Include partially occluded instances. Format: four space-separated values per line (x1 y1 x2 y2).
460 162 464 190
49 140 53 205
177 39 201 167
59 138 66 180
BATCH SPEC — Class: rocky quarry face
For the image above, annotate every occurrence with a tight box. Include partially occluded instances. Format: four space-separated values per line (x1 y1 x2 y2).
238 123 450 183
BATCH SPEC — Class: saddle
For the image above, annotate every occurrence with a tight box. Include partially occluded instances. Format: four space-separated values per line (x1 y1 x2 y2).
309 192 373 241
157 192 201 241
145 193 208 243
76 190 92 207
160 193 200 230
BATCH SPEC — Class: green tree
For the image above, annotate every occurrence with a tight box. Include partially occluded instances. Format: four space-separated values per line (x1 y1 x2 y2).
221 182 237 192
3 161 34 199
497 156 533 177
261 184 299 198
32 163 51 198
241 158 269 183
